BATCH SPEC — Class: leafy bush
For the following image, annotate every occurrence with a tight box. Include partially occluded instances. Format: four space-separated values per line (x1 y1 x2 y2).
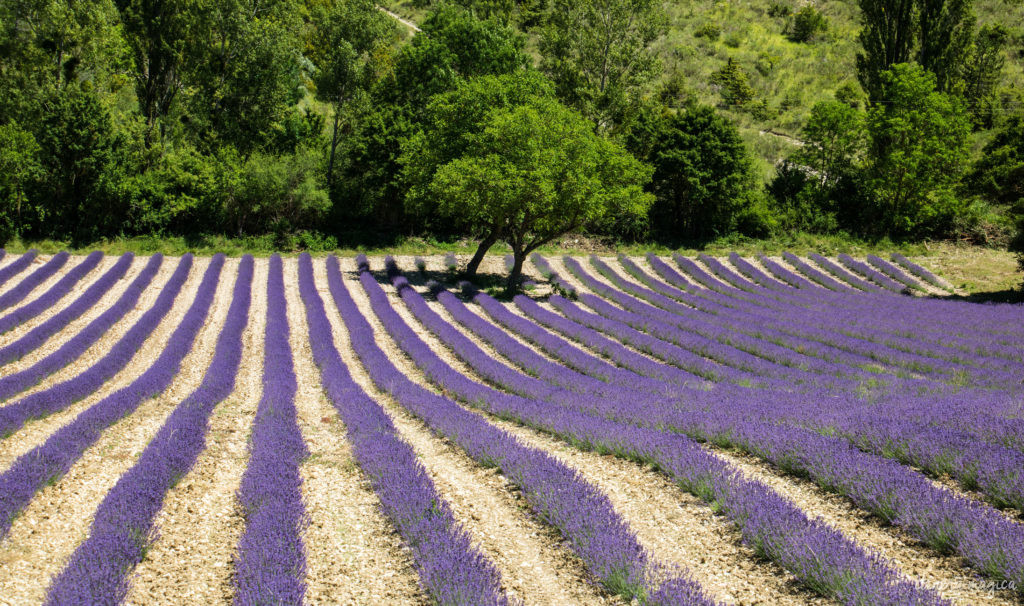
694 23 721 41
710 58 755 107
767 2 792 18
787 6 828 43
628 103 758 242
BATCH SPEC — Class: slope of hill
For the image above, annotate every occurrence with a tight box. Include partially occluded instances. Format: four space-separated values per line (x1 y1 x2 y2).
381 0 1024 177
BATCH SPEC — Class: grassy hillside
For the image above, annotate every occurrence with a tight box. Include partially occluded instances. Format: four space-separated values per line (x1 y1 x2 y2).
381 0 1024 179
656 0 1024 176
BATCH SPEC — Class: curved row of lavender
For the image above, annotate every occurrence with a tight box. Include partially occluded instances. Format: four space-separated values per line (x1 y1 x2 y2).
516 255 1023 594
635 255 1021 388
0 250 70 313
0 249 37 289
340 255 717 605
558 257 1024 508
867 255 927 291
0 253 136 366
0 255 224 539
371 258 942 605
0 251 105 335
837 254 907 292
0 255 188 430
891 253 951 290
297 254 509 605
233 254 308 606
45 256 254 605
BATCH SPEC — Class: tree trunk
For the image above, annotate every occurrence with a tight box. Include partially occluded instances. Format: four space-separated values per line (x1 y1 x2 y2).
506 250 525 296
466 231 499 277
326 108 341 193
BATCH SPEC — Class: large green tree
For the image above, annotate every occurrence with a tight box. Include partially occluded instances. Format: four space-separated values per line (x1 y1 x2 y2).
185 0 306 154
866 63 971 236
401 69 555 273
917 0 974 93
0 123 42 245
340 6 530 231
539 0 666 131
113 0 199 142
795 100 866 191
627 103 755 242
856 0 917 103
428 97 653 290
856 0 977 102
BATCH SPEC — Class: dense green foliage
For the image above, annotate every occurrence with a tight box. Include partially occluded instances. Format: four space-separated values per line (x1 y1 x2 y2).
1 0 1023 283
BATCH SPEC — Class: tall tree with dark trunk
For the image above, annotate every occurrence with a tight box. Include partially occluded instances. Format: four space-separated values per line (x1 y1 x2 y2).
856 0 917 104
917 0 974 93
539 0 666 132
114 0 197 143
309 0 395 194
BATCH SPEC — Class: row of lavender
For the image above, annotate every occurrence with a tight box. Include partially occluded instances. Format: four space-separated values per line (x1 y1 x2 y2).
373 256 969 604
0 251 1016 605
0 255 717 604
504 254 1024 594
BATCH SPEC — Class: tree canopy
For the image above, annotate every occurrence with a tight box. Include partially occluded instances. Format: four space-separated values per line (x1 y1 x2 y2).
427 96 653 290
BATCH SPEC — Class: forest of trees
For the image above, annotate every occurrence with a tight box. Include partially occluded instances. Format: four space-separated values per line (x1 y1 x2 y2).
1 0 1022 276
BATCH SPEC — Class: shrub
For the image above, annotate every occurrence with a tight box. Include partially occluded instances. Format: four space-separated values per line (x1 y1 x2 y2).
788 5 828 43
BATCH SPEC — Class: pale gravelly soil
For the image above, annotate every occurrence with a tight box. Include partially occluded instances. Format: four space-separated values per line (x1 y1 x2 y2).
126 259 266 605
0 258 234 604
525 255 1014 605
0 254 67 303
0 254 114 343
339 256 619 604
0 254 129 352
284 259 427 605
0 257 211 469
719 450 1016 606
0 253 40 297
0 256 172 401
396 281 820 605
0 253 1015 606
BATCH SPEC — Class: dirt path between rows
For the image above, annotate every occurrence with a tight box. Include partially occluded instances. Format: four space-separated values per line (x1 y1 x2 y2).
336 256 618 605
286 259 428 604
0 258 234 604
126 258 264 605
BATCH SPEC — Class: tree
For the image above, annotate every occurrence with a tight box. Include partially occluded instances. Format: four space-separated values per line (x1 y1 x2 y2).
856 0 977 102
384 5 530 111
35 86 124 242
309 0 395 192
866 63 971 236
427 97 653 291
627 103 755 242
916 0 974 93
185 0 306 154
967 112 1024 206
0 123 42 245
340 6 530 232
856 0 917 103
795 100 866 191
113 0 200 142
401 69 555 273
788 6 828 43
961 24 1009 127
539 0 667 131
710 58 755 108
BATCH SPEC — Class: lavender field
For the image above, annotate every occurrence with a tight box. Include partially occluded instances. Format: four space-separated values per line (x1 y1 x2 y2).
0 249 1021 606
